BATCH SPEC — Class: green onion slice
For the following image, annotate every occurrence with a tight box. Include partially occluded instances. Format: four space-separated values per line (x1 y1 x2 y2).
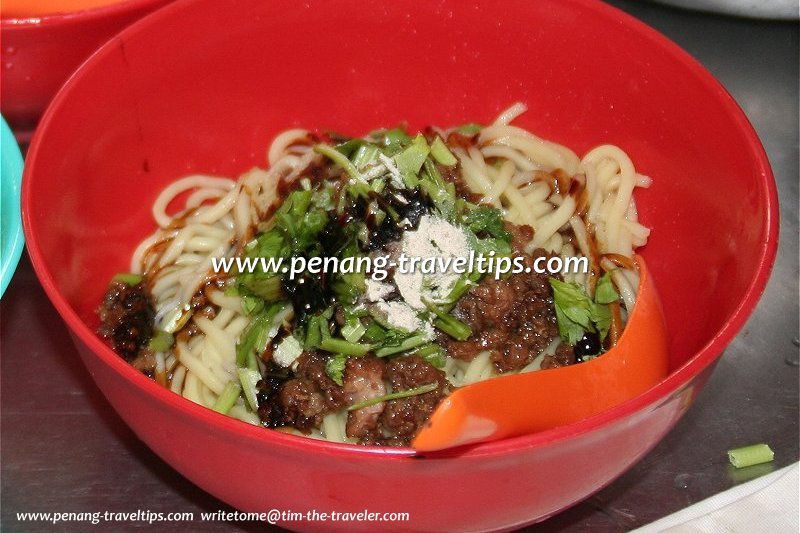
430 136 457 166
237 368 262 412
148 330 174 353
375 334 429 357
728 444 775 468
315 144 361 181
112 273 143 285
423 298 472 341
319 337 373 356
212 382 242 414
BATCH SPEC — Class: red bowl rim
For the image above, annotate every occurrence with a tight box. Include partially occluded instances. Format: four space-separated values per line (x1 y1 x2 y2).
0 0 168 28
21 0 779 460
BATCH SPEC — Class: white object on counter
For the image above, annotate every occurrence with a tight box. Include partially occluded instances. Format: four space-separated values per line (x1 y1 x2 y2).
648 0 798 20
635 462 799 532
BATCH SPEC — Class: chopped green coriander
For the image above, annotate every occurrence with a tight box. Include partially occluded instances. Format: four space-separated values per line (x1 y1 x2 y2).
341 317 367 343
315 144 361 181
239 275 283 302
420 159 457 221
430 136 457 166
423 298 472 341
369 178 387 194
462 204 513 261
273 190 329 252
351 144 380 169
415 344 447 368
240 294 265 315
375 333 430 357
325 353 348 386
332 137 366 157
319 337 373 356
236 303 289 368
304 311 332 349
373 128 411 154
462 206 511 241
362 321 389 343
594 271 620 304
438 275 475 311
549 278 612 345
393 134 430 186
592 303 612 342
237 368 262 412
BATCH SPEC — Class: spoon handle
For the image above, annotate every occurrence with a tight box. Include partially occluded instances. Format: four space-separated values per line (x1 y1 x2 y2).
413 256 669 452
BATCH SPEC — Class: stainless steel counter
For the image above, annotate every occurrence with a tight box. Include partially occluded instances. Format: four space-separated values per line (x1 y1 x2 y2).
1 1 797 531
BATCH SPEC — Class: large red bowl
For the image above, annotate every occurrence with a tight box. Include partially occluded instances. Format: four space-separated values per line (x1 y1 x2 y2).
0 0 171 140
21 0 778 530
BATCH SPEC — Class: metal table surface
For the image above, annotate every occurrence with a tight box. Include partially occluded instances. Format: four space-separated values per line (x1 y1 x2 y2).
1 1 797 531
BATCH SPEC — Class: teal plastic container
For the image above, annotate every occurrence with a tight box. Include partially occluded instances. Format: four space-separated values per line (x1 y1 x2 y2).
1 116 25 297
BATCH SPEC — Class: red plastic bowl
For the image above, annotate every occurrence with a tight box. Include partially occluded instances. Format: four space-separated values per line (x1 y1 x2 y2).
0 0 171 140
22 0 778 530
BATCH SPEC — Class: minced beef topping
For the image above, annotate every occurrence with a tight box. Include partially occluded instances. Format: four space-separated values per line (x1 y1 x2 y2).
541 344 577 370
257 352 448 446
445 222 562 373
373 355 449 446
270 352 345 432
97 280 154 361
344 357 387 439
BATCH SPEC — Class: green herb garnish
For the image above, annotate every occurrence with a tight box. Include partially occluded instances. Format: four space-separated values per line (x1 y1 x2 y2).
415 344 447 368
274 189 329 252
461 204 513 259
594 271 620 305
362 321 389 343
462 206 511 241
549 278 613 346
372 128 411 155
212 382 242 414
273 335 303 366
420 159 457 221
319 337 373 357
393 134 430 187
430 136 457 166
237 367 262 412
423 298 472 341
455 123 483 135
235 302 289 369
148 330 174 353
315 144 361 181
375 333 430 357
112 273 143 285
340 316 367 343
346 383 438 411
728 444 775 468
325 353 348 386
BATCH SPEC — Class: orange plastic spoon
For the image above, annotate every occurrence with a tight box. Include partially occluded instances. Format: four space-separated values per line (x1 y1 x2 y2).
412 256 668 451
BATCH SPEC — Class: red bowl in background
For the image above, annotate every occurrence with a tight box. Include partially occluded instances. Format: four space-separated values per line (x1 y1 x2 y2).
0 0 171 141
22 0 778 531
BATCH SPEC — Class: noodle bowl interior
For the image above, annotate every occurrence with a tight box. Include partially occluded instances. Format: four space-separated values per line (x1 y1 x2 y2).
96 103 652 446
